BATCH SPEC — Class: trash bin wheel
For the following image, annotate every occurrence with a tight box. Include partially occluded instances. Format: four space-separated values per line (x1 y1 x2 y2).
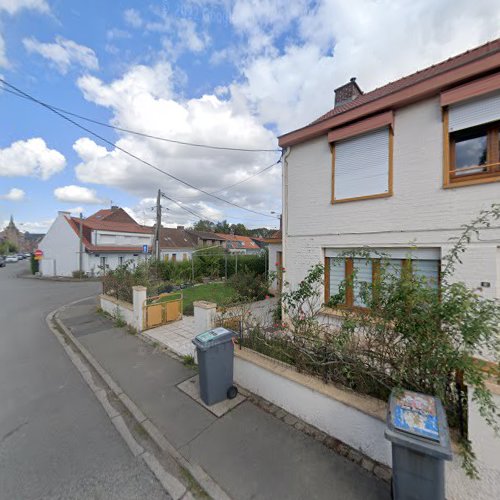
227 385 238 400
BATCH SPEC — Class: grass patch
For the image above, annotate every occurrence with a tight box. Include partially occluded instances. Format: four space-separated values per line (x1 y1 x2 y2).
182 354 196 368
182 282 237 315
180 466 209 499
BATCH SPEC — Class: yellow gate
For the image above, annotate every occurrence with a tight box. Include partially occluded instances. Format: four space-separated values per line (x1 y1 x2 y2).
143 292 183 330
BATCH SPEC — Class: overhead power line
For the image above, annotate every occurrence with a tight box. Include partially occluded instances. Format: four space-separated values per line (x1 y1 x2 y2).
0 84 281 153
0 78 277 219
160 192 217 224
210 157 282 194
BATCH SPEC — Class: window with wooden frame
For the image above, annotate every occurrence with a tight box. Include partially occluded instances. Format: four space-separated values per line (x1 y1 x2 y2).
443 90 500 187
324 255 440 310
331 126 393 203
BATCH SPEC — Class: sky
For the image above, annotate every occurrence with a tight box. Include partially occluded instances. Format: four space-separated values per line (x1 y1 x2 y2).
0 0 499 234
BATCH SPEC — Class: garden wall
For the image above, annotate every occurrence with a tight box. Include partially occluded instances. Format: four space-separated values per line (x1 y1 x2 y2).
234 346 500 500
234 347 391 466
100 294 134 325
99 285 146 332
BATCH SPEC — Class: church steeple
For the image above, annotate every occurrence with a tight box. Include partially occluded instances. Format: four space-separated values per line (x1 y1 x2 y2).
9 215 14 225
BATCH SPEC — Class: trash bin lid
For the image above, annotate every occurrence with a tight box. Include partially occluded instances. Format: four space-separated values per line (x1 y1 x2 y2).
385 389 452 460
192 327 236 350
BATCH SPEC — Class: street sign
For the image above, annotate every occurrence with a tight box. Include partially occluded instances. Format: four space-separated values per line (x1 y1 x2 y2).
142 244 148 254
34 249 43 261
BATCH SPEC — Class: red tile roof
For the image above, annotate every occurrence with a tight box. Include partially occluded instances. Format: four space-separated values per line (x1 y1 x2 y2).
279 38 500 147
65 208 153 253
263 230 282 243
216 233 261 250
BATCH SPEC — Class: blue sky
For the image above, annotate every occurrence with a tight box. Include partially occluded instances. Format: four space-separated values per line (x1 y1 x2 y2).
0 0 498 233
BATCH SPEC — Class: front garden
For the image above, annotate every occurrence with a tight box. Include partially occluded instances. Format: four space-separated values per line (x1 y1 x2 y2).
235 205 500 478
101 250 270 315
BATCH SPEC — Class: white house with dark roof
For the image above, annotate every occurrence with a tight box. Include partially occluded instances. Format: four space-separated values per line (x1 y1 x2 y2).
278 39 500 310
38 207 153 277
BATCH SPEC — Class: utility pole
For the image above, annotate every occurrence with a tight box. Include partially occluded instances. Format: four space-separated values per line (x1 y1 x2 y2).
154 189 162 261
79 212 83 278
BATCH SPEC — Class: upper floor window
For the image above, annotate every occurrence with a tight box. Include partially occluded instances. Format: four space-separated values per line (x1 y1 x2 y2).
444 90 500 186
331 126 393 203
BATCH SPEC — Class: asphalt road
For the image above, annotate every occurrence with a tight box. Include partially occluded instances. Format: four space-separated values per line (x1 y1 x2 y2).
0 261 168 499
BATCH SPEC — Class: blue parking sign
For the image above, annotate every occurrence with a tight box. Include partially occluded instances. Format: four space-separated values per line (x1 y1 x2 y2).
142 244 148 254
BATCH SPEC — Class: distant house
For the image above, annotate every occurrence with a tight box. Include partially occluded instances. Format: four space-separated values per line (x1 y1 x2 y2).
186 230 226 248
159 226 198 262
216 233 263 255
38 207 152 277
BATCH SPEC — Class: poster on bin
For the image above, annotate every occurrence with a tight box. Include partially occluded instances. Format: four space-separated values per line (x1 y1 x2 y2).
392 390 440 441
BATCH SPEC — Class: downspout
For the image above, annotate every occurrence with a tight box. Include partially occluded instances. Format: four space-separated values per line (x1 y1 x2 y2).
282 146 291 256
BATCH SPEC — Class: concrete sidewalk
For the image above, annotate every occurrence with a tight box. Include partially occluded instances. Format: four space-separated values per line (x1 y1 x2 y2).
58 297 390 500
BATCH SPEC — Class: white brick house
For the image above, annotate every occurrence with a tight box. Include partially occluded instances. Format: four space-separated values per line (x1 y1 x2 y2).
278 39 500 310
39 207 152 277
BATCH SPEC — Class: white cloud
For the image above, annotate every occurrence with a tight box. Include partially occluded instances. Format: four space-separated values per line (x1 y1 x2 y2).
23 36 99 74
54 185 106 205
0 34 8 68
73 61 280 227
131 8 211 59
124 8 143 28
0 138 66 179
0 187 25 201
0 0 49 15
232 0 500 133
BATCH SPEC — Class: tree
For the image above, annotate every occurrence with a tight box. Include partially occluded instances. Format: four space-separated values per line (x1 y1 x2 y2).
191 220 215 232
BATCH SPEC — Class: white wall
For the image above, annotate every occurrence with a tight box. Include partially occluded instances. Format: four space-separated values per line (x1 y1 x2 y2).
235 348 500 500
39 213 81 277
88 253 147 276
160 248 193 261
95 230 152 247
100 294 134 326
235 353 391 466
284 96 500 299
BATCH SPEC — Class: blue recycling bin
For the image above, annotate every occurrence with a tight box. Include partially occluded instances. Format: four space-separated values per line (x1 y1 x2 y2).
192 327 238 405
385 389 453 500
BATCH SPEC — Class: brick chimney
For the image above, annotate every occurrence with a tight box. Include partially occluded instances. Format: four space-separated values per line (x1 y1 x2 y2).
334 77 363 108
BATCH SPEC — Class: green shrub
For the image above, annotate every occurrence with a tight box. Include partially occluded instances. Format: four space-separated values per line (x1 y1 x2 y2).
30 255 39 275
229 271 268 301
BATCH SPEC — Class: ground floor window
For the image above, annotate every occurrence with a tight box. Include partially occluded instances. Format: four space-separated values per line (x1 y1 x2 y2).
325 254 440 309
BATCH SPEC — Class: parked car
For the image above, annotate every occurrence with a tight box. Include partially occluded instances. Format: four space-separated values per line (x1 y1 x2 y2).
0 256 5 267
24 253 31 258
5 255 18 263
17 254 25 260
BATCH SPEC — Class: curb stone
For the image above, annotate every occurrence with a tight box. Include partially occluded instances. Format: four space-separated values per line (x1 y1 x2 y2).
46 298 231 500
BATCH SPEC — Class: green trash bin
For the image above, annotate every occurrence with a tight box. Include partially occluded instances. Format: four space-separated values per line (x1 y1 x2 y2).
192 327 238 406
385 389 452 500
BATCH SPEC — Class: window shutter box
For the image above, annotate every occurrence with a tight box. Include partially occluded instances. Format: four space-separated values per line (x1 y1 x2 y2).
448 91 500 132
334 128 389 200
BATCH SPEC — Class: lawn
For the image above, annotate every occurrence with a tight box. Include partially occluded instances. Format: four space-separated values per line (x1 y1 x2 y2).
181 282 237 315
